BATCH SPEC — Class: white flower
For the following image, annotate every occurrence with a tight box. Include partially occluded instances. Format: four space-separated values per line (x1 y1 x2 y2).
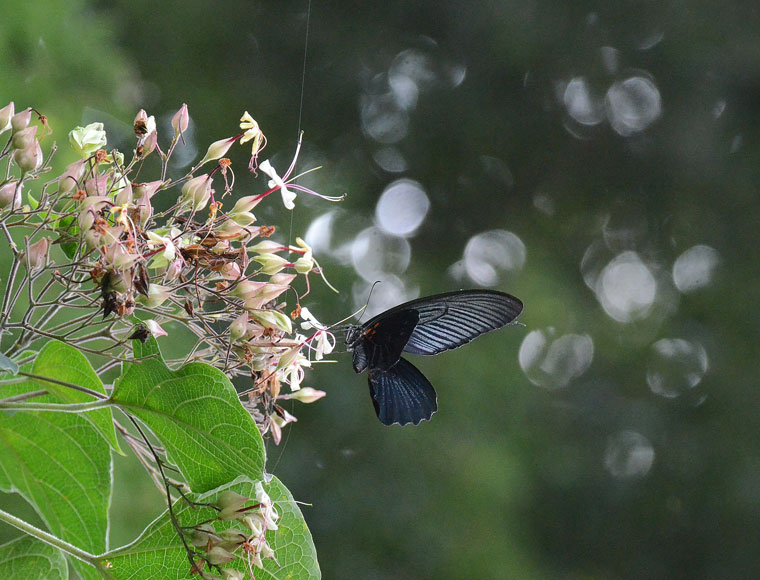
276 344 311 391
254 482 280 531
312 330 335 360
69 122 107 158
260 159 296 210
239 111 266 157
299 306 323 330
146 229 178 268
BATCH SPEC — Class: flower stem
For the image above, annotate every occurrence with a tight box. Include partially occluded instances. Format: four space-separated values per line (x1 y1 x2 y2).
0 398 111 412
0 506 103 568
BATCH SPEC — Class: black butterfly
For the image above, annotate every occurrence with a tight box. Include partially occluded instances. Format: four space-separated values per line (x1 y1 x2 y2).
345 290 523 426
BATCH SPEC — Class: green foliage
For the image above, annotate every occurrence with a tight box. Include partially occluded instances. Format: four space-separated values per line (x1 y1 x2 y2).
0 340 320 579
0 358 111 580
0 535 67 580
111 339 266 493
32 340 121 453
99 476 319 580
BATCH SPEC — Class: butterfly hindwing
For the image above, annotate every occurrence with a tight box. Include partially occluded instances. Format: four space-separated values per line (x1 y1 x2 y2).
351 309 420 373
368 357 438 426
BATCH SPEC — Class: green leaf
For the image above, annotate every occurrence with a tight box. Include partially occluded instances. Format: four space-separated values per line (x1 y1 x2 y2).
98 475 320 580
32 340 122 454
27 191 39 210
110 338 265 492
0 360 111 580
0 535 68 580
55 216 80 259
0 352 19 375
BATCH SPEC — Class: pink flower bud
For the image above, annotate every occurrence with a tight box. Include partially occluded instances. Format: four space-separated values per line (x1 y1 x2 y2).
230 280 268 300
285 387 327 404
230 195 261 215
77 196 110 230
24 238 49 273
0 102 14 135
12 140 43 174
57 159 86 193
198 136 236 166
180 174 212 211
141 284 172 308
219 262 242 280
243 283 290 310
135 195 153 228
230 211 256 227
253 253 289 275
269 272 297 286
294 255 314 274
216 221 245 239
145 319 167 338
229 312 248 342
206 546 235 566
171 104 189 138
221 566 246 580
188 523 217 548
249 309 292 333
250 240 284 253
216 490 253 521
11 125 37 151
115 181 133 206
105 243 139 271
11 108 32 132
140 130 157 157
84 175 108 197
133 180 162 200
164 257 184 281
0 181 21 211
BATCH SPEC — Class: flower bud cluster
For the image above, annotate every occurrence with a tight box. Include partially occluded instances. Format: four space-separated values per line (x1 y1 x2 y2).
0 101 344 442
188 483 280 578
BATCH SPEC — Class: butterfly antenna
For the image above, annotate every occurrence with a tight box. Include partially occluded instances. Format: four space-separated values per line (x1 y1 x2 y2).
326 279 381 334
324 303 369 336
357 280 381 323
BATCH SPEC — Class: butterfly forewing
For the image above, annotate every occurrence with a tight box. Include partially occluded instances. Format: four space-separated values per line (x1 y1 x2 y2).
368 357 438 426
400 290 523 356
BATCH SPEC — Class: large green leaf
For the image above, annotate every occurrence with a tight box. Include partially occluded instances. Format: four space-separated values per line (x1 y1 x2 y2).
98 475 320 579
0 358 111 580
0 535 68 580
32 340 121 454
110 339 265 492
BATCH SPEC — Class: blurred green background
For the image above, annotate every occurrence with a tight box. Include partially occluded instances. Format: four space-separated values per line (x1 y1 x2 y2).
2 0 760 578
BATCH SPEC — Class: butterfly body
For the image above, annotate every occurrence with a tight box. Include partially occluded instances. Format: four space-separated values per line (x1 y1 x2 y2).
345 290 523 426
